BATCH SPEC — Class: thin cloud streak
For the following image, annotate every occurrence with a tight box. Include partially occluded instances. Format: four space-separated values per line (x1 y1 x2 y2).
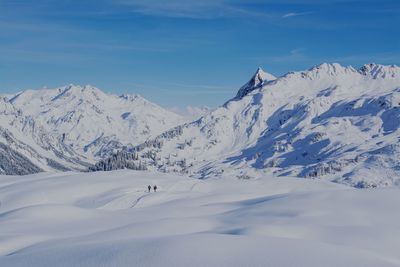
282 12 313 18
113 0 228 18
111 0 276 19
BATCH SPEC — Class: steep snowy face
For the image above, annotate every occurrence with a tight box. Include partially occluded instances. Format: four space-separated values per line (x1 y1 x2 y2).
8 85 183 158
236 67 276 99
98 63 400 187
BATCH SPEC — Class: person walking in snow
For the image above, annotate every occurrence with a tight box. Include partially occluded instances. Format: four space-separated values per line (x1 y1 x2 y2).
148 185 151 192
153 185 157 192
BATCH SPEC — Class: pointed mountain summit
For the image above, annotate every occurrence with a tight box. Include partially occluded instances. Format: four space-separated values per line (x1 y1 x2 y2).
236 67 276 99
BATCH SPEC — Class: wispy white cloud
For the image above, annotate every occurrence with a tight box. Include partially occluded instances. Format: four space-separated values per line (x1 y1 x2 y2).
112 0 227 18
282 11 313 18
111 0 274 19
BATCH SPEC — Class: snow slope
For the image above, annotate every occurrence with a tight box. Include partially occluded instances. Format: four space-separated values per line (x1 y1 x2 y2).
7 85 183 158
101 63 400 187
0 170 400 266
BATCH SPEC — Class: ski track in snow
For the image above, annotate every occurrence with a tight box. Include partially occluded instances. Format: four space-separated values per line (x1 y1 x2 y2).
1 170 400 267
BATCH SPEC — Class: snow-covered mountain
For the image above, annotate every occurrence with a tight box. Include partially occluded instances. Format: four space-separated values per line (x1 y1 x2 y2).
92 63 400 187
0 97 90 174
7 85 183 158
0 85 185 174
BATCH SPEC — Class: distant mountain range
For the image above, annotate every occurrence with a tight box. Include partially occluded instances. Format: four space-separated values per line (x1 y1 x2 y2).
0 85 185 173
2 63 400 187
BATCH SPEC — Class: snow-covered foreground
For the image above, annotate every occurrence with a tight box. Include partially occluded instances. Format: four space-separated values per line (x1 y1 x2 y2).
1 171 400 267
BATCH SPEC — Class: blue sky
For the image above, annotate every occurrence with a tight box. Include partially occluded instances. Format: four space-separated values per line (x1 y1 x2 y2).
0 0 399 108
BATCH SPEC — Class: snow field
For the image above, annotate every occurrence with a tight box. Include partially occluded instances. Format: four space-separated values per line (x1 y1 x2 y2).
1 170 400 266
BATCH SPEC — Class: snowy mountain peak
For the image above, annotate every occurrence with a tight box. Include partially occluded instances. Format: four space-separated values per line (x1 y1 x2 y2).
313 62 343 70
359 63 400 79
236 67 276 99
257 67 277 81
306 63 357 77
51 84 106 102
304 62 400 80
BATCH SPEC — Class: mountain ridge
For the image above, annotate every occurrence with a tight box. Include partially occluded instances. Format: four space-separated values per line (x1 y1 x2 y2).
90 63 400 188
0 85 185 174
2 62 400 187
6 84 184 159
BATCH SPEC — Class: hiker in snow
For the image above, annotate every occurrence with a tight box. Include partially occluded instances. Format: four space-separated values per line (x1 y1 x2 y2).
148 185 151 192
153 185 157 192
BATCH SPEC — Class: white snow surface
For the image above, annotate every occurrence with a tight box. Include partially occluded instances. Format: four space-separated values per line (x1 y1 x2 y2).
0 170 400 267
